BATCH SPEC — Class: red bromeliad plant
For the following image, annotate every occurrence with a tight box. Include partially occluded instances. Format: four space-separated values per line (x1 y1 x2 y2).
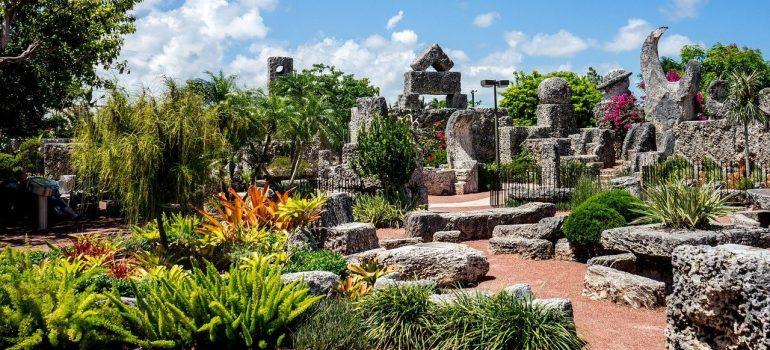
63 233 140 279
195 183 326 245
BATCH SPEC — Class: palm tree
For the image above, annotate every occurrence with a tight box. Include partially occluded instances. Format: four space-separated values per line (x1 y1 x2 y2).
726 71 768 179
186 70 238 105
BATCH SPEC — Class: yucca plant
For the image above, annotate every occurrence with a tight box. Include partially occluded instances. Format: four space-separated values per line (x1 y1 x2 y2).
429 292 586 350
110 257 321 349
634 180 736 229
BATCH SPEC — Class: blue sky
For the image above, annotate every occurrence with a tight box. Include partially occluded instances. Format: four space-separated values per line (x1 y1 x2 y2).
113 0 770 106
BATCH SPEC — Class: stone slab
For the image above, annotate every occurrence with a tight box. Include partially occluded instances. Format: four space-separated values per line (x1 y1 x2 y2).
404 71 461 95
488 237 554 260
404 202 556 241
376 242 489 287
583 265 666 308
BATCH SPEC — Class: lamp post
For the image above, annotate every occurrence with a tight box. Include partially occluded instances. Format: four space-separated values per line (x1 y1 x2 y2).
480 79 510 171
470 89 477 108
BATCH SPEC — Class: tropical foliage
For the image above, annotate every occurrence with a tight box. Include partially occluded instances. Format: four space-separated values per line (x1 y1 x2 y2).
500 69 602 128
353 114 418 192
72 84 228 232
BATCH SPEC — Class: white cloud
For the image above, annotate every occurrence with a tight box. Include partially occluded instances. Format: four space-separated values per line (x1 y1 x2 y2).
386 10 404 30
603 18 653 52
661 0 707 20
391 30 418 44
113 0 275 92
504 31 527 48
603 18 701 56
473 12 499 28
659 34 701 56
363 34 388 49
521 30 591 57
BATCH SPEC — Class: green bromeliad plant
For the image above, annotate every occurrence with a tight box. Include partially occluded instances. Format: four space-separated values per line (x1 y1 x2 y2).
634 180 736 229
110 256 321 349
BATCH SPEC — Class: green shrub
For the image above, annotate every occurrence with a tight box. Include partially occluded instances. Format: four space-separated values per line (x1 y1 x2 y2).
283 249 348 276
291 299 371 350
353 193 422 228
584 189 644 221
0 153 16 178
356 286 434 350
111 257 321 349
563 202 626 244
353 115 418 192
430 292 585 350
634 180 735 229
0 250 147 350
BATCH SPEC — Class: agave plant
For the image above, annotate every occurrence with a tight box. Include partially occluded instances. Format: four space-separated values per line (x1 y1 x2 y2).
634 180 736 229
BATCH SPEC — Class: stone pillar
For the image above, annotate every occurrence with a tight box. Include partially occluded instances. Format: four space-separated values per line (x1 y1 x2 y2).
536 77 576 138
268 56 294 83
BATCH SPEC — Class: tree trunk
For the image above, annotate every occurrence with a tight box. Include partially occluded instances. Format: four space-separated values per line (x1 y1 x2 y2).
744 122 751 179
288 141 303 186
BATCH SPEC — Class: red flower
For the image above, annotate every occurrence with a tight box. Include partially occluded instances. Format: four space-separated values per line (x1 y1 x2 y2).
666 69 681 82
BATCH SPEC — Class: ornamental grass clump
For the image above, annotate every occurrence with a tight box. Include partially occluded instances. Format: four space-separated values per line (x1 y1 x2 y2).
430 292 586 350
634 180 736 229
356 285 434 350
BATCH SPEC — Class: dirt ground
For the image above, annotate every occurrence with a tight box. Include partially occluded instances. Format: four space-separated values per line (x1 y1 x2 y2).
377 228 666 350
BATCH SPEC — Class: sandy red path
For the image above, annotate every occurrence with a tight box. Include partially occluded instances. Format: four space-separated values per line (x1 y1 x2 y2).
377 228 666 350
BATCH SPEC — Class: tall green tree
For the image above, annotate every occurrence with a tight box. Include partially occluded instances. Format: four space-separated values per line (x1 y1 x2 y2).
72 82 227 247
499 70 602 128
277 64 379 152
725 71 768 178
663 43 770 94
0 0 139 137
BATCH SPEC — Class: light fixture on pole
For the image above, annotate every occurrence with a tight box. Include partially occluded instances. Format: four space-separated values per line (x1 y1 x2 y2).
470 89 477 108
480 79 510 171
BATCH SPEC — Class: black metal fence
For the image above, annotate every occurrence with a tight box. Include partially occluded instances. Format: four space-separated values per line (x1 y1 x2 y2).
489 166 604 207
640 159 770 192
281 177 372 197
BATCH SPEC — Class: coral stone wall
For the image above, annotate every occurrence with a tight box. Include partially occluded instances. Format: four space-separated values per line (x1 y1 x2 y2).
672 119 770 164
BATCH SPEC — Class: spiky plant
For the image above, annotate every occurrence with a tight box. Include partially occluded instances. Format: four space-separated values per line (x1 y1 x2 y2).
634 180 736 229
109 256 321 349
725 70 768 179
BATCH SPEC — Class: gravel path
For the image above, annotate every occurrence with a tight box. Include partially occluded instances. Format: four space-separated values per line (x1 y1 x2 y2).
376 228 666 350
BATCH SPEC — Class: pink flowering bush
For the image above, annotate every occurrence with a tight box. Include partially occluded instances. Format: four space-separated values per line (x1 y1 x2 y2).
600 92 641 131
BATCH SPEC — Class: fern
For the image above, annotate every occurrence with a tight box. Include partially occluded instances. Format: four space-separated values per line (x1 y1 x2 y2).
0 250 146 349
113 257 321 348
